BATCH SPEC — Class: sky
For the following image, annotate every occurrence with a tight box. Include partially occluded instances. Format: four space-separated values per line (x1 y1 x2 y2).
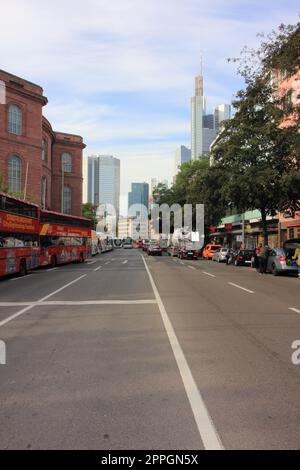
0 0 299 215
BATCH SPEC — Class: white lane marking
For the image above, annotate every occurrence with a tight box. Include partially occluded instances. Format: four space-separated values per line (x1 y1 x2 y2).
87 260 97 265
46 268 58 272
39 275 87 302
35 300 157 306
0 302 33 306
122 260 128 265
105 261 110 265
0 275 87 328
180 261 185 265
228 282 254 294
0 300 157 306
9 275 33 282
188 266 196 271
142 256 223 450
94 266 103 272
202 271 216 278
290 307 300 314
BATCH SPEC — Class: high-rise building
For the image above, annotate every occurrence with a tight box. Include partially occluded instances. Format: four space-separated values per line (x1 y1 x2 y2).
203 114 214 130
128 182 149 211
214 104 231 131
191 74 216 159
174 145 191 175
87 155 120 217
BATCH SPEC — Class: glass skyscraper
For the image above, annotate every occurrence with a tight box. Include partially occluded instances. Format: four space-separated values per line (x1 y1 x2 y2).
87 155 120 217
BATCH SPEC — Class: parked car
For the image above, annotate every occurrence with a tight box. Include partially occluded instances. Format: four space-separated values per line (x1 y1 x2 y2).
202 244 222 260
167 245 179 257
283 238 300 260
142 240 150 252
267 247 298 276
178 243 200 260
232 249 254 266
123 240 133 249
148 244 162 256
212 248 229 263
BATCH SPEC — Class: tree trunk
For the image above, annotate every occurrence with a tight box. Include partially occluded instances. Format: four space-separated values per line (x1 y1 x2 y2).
261 208 268 246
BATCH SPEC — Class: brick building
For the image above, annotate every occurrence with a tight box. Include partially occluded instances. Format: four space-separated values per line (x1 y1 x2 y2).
0 69 85 216
276 64 300 243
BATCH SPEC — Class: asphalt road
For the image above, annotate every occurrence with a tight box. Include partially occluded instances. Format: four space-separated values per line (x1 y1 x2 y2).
0 249 299 450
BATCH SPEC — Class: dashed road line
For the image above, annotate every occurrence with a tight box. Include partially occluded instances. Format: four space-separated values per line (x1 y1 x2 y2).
202 272 216 278
290 307 300 314
228 282 254 294
87 260 97 265
94 266 103 272
188 266 196 271
122 260 128 265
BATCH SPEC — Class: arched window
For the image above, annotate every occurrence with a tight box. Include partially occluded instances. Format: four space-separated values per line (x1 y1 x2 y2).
42 140 47 161
63 186 72 214
41 177 47 209
62 153 72 173
8 155 22 193
8 104 22 135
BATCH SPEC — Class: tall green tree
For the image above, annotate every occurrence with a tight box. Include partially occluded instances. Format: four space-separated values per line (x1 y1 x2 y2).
82 203 98 230
212 23 300 244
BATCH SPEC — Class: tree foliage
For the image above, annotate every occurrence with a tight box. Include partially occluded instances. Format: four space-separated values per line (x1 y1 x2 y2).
82 203 98 229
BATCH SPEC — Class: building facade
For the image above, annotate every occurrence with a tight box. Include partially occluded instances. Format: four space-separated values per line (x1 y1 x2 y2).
87 155 120 218
174 145 191 175
214 104 231 131
191 74 229 159
128 182 149 212
0 69 85 216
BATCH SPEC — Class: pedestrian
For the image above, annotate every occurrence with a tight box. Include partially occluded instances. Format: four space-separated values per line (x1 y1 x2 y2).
292 246 300 278
258 244 269 274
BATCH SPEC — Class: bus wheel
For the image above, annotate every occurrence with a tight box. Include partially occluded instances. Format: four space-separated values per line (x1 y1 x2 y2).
19 259 27 277
50 256 57 268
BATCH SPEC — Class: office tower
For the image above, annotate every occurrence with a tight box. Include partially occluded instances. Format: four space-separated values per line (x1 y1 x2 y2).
191 74 216 159
174 145 191 175
87 155 120 217
214 104 231 131
128 182 149 211
203 114 214 130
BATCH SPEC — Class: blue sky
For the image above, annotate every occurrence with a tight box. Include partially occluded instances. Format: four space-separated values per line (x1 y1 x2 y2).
0 0 299 214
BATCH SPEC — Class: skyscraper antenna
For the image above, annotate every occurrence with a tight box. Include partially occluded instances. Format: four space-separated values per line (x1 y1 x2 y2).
200 54 203 75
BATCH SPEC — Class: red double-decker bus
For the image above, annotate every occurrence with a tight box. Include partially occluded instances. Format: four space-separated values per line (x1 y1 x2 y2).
39 210 92 268
0 192 92 277
0 192 40 276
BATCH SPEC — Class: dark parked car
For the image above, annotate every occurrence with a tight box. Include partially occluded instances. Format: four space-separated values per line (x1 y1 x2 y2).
148 244 162 256
178 244 200 260
232 249 254 266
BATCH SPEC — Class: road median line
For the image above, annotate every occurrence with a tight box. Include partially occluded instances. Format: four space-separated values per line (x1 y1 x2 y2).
142 255 224 451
